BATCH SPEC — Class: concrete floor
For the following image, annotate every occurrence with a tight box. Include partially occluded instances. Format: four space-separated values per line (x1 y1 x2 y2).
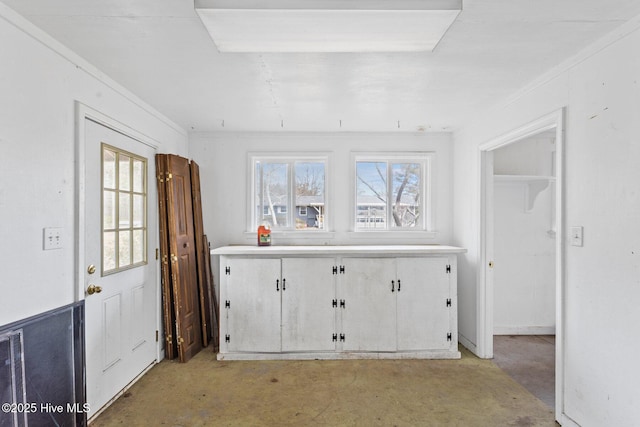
492 335 556 409
91 345 557 427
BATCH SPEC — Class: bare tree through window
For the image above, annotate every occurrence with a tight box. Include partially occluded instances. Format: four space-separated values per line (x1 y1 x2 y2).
391 163 420 227
295 162 325 229
256 162 288 228
356 159 423 229
254 158 326 231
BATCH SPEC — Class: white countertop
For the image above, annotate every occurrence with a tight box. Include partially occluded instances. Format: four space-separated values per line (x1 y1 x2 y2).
211 245 466 256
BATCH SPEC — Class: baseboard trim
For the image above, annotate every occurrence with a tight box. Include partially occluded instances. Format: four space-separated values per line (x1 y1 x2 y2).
458 334 478 356
559 413 581 427
494 326 556 335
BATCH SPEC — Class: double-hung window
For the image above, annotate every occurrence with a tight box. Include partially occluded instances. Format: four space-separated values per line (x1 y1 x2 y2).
251 155 327 231
354 153 431 231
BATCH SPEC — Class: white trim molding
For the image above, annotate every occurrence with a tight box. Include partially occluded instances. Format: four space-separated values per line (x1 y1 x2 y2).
477 108 565 424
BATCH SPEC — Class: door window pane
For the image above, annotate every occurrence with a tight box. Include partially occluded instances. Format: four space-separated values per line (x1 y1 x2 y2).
133 230 144 264
119 193 131 228
102 145 147 274
103 231 116 271
103 150 116 189
132 159 144 193
103 191 116 230
119 230 131 267
132 195 144 228
119 155 131 191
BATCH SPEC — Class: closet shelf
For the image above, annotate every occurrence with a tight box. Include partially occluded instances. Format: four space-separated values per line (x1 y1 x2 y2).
494 174 555 212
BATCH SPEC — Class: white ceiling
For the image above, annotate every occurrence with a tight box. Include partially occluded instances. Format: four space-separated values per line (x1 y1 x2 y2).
194 0 462 53
4 0 640 132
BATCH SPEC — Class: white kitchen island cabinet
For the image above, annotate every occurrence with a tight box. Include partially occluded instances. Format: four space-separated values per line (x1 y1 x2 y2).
211 245 466 361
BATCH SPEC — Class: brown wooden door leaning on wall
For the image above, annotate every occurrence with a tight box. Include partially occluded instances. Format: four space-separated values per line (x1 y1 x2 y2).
190 160 213 347
156 154 177 360
157 154 203 363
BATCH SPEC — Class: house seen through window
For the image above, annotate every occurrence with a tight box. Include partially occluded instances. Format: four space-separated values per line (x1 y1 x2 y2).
355 155 428 231
253 157 326 231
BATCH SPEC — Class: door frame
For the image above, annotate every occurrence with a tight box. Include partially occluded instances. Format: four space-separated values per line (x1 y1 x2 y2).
74 101 163 365
477 108 565 420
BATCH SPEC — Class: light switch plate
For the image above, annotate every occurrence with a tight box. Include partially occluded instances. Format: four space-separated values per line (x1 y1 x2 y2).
43 227 63 250
571 226 583 247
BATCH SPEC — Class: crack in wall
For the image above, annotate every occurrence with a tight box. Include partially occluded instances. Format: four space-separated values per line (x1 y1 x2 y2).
258 55 282 120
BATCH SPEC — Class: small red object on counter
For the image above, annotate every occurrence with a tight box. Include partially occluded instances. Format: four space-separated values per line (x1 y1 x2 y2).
257 224 271 246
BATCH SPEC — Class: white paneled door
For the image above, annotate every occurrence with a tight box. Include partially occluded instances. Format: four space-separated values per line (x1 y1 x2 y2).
83 118 158 417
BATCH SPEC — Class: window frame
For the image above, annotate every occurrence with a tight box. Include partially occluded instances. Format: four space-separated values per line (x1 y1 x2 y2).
101 143 148 275
351 152 433 233
248 153 330 233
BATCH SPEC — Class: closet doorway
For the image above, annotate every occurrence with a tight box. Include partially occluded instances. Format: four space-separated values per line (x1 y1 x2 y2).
478 109 564 419
490 130 557 408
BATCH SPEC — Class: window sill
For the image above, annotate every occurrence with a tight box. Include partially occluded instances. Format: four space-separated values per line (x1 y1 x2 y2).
347 230 438 240
244 231 336 240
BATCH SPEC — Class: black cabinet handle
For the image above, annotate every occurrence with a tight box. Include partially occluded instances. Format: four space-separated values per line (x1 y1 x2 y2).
398 279 401 292
391 280 395 292
276 279 279 291
282 278 286 291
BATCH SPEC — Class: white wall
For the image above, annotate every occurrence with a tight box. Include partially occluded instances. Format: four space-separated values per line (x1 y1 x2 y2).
493 136 556 334
453 17 640 427
0 4 188 326
189 132 453 247
493 184 555 334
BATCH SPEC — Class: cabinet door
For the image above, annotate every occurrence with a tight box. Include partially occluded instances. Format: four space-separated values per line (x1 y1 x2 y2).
397 257 451 351
341 258 396 352
224 258 281 352
281 258 336 352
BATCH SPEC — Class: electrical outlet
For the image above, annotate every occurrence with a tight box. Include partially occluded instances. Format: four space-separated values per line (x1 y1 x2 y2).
43 227 63 250
571 226 583 247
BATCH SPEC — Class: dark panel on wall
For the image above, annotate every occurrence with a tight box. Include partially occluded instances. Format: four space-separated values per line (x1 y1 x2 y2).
0 331 26 427
0 302 85 427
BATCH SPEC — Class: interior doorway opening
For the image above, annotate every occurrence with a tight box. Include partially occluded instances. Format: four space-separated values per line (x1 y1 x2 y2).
478 109 564 420
489 130 557 409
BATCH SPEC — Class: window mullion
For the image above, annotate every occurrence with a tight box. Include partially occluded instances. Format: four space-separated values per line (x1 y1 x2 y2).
129 158 134 266
145 161 149 262
114 152 120 270
255 161 263 230
424 158 429 230
257 162 263 229
288 160 295 230
387 161 393 230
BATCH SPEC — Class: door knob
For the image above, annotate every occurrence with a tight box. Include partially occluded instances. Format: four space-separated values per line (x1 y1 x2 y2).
489 261 494 268
87 284 103 295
